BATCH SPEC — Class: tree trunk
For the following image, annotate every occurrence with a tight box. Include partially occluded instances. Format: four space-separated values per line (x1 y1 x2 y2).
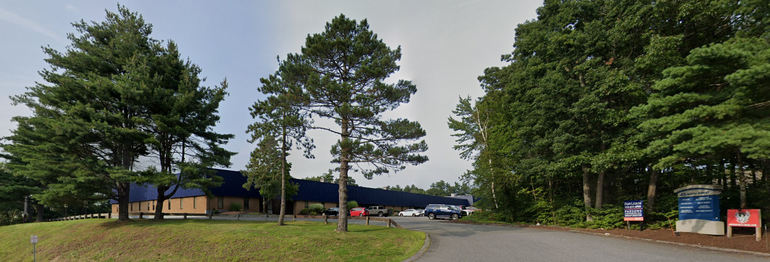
719 159 726 186
595 170 605 210
549 180 555 225
337 160 349 232
278 120 287 226
154 197 166 220
488 159 499 209
117 182 131 222
738 152 747 209
35 203 44 222
582 165 593 222
336 119 350 232
729 161 737 189
646 168 659 216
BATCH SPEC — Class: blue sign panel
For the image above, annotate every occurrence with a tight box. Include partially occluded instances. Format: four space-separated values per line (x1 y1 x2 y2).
678 195 720 221
624 200 643 221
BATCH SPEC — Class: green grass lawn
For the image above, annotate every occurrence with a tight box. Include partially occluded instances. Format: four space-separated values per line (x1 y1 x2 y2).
0 219 424 262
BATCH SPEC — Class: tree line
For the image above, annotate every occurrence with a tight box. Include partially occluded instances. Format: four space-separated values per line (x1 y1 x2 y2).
0 7 428 234
450 0 770 226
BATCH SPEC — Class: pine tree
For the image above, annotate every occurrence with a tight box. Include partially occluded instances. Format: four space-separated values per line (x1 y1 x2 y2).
274 14 428 232
245 56 312 225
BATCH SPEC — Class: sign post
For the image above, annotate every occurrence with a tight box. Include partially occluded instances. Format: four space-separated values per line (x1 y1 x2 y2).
30 235 37 262
624 200 644 230
727 209 762 241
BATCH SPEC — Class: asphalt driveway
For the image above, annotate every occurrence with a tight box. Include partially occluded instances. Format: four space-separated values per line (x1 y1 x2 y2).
389 216 768 262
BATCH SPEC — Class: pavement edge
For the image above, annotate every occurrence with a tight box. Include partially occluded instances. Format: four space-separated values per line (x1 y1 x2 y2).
403 232 430 262
569 230 770 257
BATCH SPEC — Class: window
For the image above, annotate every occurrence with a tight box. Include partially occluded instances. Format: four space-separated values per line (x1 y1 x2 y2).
244 198 249 210
180 198 183 210
168 199 171 210
152 201 155 210
130 202 133 211
193 197 197 209
305 202 309 208
147 202 150 211
217 197 224 209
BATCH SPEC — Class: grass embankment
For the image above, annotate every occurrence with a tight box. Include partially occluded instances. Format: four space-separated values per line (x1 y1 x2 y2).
0 219 424 262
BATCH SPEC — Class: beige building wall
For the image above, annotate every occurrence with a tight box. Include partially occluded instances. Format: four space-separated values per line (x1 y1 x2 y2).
210 196 259 212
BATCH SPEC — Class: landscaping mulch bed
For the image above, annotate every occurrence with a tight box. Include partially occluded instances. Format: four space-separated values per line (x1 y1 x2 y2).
452 220 770 255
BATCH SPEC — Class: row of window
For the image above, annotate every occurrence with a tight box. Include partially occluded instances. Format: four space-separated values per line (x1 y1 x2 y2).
129 197 197 212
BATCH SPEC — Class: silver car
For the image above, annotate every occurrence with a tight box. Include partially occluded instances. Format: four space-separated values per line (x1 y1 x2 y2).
399 209 423 217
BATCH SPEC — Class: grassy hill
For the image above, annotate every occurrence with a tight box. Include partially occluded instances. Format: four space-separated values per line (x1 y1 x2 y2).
0 219 424 261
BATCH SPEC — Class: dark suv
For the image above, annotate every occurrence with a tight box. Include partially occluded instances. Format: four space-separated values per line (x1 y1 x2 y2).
424 204 463 220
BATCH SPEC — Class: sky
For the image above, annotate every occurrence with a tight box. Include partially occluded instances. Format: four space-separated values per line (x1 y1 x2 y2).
0 0 542 190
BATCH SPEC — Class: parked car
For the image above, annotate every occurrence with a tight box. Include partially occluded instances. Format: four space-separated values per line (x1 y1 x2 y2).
399 209 423 217
368 205 390 217
462 206 480 215
322 207 339 216
350 207 370 217
424 204 463 220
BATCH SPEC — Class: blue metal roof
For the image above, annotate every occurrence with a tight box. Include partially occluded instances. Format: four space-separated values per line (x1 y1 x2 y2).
113 168 470 207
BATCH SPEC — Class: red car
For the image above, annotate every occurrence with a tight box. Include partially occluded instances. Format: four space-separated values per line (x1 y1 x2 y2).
350 207 370 217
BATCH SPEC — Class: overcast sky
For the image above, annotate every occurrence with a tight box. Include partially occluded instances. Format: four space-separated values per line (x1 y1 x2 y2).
0 0 542 189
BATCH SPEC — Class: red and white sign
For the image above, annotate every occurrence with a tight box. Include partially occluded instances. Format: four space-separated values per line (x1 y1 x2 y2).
727 209 761 227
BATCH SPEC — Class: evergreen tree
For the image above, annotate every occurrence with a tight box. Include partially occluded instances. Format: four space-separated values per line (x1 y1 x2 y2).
9 6 159 221
246 56 312 226
274 14 428 232
138 40 234 220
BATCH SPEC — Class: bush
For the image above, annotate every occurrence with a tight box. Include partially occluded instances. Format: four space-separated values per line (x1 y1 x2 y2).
585 205 625 229
310 211 318 216
347 200 359 210
299 208 310 215
229 202 243 212
309 203 325 214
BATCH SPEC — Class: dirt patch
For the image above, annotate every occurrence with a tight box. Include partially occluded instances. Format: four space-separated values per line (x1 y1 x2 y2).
452 220 770 255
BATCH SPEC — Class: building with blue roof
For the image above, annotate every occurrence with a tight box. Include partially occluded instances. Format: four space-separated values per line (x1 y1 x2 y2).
111 168 471 215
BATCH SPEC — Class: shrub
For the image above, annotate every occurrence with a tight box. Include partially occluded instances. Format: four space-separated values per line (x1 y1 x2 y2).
229 202 243 212
585 205 625 229
347 200 359 210
310 211 318 216
299 208 310 215
309 203 325 214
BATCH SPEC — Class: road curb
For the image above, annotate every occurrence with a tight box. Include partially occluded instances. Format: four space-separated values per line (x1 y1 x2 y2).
403 232 430 262
569 230 770 257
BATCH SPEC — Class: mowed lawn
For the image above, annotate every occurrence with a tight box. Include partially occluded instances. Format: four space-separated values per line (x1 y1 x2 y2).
0 219 425 261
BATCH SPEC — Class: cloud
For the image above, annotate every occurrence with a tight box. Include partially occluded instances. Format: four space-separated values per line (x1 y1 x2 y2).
0 7 63 43
65 4 77 12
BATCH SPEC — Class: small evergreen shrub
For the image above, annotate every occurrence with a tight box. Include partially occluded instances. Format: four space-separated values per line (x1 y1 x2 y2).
229 202 243 212
347 200 359 210
309 203 325 214
299 208 310 215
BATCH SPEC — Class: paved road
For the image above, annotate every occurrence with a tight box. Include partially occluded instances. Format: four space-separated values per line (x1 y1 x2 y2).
131 214 767 261
387 216 768 262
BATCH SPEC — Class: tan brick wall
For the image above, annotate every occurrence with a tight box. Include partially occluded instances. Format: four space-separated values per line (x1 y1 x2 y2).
324 202 337 209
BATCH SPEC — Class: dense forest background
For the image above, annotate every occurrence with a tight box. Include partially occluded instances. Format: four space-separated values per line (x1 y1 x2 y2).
449 0 770 228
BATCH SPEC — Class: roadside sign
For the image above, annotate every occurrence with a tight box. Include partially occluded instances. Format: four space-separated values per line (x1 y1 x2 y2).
727 209 761 227
30 235 38 244
624 200 644 221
